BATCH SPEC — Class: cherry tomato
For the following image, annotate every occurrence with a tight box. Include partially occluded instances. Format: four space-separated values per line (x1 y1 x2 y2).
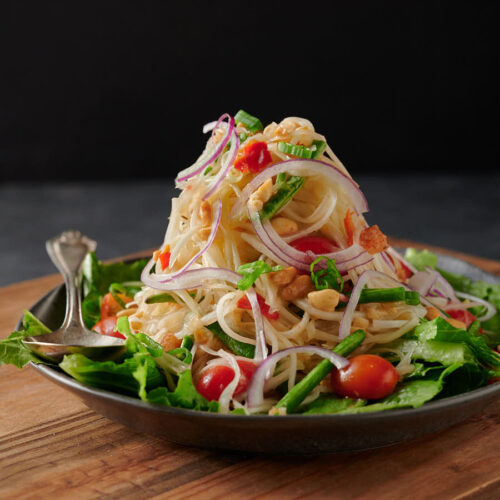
101 292 132 319
234 141 273 173
289 236 338 254
92 316 125 339
237 293 279 321
159 250 171 270
447 309 477 328
196 360 257 401
331 354 399 399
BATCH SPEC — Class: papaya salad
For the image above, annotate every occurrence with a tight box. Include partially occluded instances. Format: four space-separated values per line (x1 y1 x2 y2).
4 110 500 415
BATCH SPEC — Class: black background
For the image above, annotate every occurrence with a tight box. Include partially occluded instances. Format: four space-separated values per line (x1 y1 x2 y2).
1 1 497 181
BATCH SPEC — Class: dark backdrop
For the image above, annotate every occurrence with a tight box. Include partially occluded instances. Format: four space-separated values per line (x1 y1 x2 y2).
0 1 497 181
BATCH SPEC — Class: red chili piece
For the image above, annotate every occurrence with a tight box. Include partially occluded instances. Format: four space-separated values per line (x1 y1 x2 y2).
234 141 273 173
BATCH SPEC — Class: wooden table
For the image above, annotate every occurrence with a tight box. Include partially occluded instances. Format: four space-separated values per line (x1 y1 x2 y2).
1 239 500 499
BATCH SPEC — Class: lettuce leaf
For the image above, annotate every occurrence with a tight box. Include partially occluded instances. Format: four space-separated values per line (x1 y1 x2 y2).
404 248 438 271
415 317 500 367
301 396 366 414
0 311 52 368
59 352 164 396
145 371 218 411
395 339 475 366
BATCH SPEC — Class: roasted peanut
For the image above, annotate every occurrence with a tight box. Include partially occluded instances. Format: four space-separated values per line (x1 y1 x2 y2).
270 266 298 286
281 275 314 301
161 333 182 351
248 178 273 212
199 200 212 226
271 217 298 236
425 306 441 320
307 289 340 312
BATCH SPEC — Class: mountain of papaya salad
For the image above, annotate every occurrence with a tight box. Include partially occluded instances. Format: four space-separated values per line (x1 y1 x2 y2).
3 110 500 415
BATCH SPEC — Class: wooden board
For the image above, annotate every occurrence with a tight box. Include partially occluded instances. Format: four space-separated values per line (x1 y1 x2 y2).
1 239 500 499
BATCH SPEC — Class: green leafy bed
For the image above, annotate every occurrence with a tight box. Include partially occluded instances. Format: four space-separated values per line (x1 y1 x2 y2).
1 249 500 415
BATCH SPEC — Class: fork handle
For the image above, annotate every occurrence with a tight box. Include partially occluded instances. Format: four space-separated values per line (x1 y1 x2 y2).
46 230 97 333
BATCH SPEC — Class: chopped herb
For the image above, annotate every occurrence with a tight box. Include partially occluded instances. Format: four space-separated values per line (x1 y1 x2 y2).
260 174 305 220
310 256 344 292
234 110 263 133
277 140 326 159
237 261 282 290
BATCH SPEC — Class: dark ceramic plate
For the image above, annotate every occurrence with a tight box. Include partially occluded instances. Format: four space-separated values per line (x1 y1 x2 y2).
22 252 500 454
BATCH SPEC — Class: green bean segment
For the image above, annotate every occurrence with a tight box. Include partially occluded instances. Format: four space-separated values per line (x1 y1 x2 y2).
274 329 366 414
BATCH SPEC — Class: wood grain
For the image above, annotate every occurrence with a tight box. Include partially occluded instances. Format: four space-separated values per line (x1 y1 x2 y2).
1 239 500 499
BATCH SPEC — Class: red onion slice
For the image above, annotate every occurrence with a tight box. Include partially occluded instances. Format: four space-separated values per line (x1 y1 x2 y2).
408 267 459 304
339 270 377 339
231 159 369 219
408 269 439 297
203 129 240 200
246 346 349 409
455 292 497 322
176 113 234 183
202 121 217 134
430 268 458 302
245 287 267 361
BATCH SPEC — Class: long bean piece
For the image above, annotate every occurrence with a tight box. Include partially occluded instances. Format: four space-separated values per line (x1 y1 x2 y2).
274 329 366 414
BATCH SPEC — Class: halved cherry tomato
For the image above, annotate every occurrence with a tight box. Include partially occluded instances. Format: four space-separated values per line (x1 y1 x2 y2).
331 354 399 399
234 141 272 173
159 250 171 270
289 236 338 254
196 360 257 401
447 309 477 328
237 293 279 320
92 316 125 339
100 292 132 319
344 209 355 246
